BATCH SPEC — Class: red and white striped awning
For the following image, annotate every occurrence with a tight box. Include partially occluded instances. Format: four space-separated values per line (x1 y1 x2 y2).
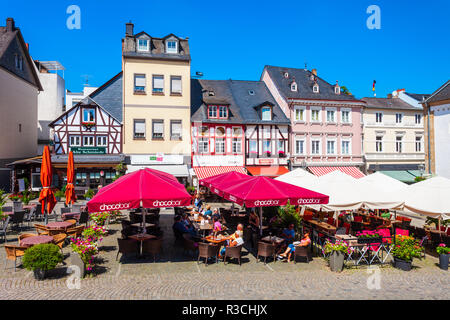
308 166 365 179
193 166 247 180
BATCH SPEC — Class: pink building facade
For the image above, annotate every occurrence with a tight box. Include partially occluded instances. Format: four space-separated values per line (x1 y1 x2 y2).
261 66 365 177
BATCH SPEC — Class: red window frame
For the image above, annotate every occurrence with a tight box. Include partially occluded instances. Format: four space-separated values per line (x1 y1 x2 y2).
207 105 228 119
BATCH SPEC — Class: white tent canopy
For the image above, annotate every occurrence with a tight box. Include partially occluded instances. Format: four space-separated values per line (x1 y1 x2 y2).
404 176 450 220
275 168 318 190
358 171 408 193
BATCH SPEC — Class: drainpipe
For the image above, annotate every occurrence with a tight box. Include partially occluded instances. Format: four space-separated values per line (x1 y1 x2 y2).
426 102 431 174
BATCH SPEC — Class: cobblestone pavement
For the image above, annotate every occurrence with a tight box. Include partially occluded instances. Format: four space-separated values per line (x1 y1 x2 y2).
0 204 448 300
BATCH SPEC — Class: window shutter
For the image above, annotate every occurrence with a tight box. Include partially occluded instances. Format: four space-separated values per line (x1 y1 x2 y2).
135 121 145 134
135 75 146 87
171 77 182 93
154 121 164 133
153 76 164 89
172 121 182 135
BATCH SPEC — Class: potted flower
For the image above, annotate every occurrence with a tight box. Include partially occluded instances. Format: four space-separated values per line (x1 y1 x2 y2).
264 150 271 157
391 235 423 271
356 230 383 244
53 189 65 202
82 224 107 242
89 211 110 226
22 243 63 280
436 243 450 270
323 239 349 272
70 237 99 277
278 150 286 158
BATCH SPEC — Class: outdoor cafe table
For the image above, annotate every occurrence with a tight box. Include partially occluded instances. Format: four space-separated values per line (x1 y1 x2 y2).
131 222 155 228
335 234 358 246
261 235 284 246
129 233 157 257
307 220 336 233
62 212 80 220
193 222 213 239
202 234 228 244
46 221 73 230
21 235 53 248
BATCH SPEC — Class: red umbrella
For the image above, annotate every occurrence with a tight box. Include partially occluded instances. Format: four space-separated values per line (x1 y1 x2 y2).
200 171 250 196
38 146 57 222
65 151 77 205
220 176 329 235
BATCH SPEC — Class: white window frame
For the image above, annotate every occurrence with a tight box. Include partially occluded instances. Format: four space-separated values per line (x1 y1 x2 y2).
198 138 209 154
295 138 305 155
395 113 403 124
310 107 322 123
170 76 182 95
215 138 225 154
375 112 383 124
326 108 337 123
341 108 352 124
82 108 95 123
83 136 95 147
152 119 164 139
375 135 383 152
415 135 423 152
170 120 182 140
341 139 351 155
232 138 242 154
134 119 146 139
326 139 336 155
152 75 164 93
291 82 297 92
96 136 107 147
311 139 321 155
261 107 272 121
137 38 149 52
415 114 422 125
134 74 146 93
313 84 319 93
396 136 403 153
166 40 178 54
294 106 306 122
69 135 81 147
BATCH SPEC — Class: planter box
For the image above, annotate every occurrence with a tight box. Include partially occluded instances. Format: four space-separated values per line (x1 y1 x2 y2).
394 257 412 271
357 237 383 244
329 251 344 272
439 254 449 271
70 252 86 278
33 269 46 280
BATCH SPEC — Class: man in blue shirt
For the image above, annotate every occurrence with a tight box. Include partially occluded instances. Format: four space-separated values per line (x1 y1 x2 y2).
282 224 296 244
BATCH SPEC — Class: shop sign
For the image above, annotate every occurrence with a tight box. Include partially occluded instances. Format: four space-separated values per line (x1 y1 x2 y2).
71 147 106 155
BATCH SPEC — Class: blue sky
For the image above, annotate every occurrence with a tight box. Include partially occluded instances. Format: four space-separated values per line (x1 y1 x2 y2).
3 0 449 99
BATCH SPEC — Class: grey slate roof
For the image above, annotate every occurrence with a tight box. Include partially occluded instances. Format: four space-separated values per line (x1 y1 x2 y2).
361 97 421 110
263 65 358 102
191 79 290 125
423 80 450 104
89 72 123 122
404 92 430 102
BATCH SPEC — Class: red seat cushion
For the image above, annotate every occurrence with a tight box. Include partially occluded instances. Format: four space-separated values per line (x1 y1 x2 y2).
396 228 409 236
354 216 363 222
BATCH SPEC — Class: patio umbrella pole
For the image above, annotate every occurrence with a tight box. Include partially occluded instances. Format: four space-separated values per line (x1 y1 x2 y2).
259 206 263 236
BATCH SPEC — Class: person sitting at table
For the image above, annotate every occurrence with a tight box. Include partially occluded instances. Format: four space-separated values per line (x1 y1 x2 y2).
281 224 296 244
213 216 222 232
218 232 244 259
203 205 213 218
278 232 311 262
194 194 203 211
212 208 221 221
173 215 197 238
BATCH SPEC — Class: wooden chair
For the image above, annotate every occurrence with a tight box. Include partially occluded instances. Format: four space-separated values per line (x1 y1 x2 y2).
66 225 84 238
256 241 276 264
52 233 67 253
0 216 10 243
197 242 219 266
224 245 243 266
18 233 37 246
116 238 139 261
11 210 26 230
65 219 77 227
142 238 163 262
34 224 49 235
294 244 312 263
78 211 89 226
4 245 28 271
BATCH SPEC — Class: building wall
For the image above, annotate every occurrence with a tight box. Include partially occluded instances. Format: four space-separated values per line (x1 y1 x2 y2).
0 68 38 160
423 106 435 174
245 124 289 166
363 108 425 169
431 103 450 178
122 58 191 156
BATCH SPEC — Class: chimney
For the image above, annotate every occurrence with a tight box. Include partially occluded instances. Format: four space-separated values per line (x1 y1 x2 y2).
311 68 317 76
6 17 15 32
125 21 134 37
387 93 393 99
26 43 29 51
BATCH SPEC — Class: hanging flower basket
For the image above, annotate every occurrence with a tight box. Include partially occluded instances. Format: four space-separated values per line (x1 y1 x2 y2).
82 122 95 129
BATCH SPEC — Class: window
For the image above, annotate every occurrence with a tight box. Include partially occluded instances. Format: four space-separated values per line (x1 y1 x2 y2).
219 106 228 119
170 120 182 140
200 126 209 136
326 109 336 123
208 105 217 119
263 140 271 153
291 82 297 92
376 136 383 152
96 136 107 147
134 119 146 138
261 107 271 121
415 136 422 152
215 127 225 137
18 124 21 132
152 75 164 93
396 136 403 153
415 114 422 124
75 172 87 187
152 120 164 139
232 138 242 154
249 140 257 154
69 136 81 147
166 40 178 53
294 106 305 122
311 108 321 122
341 109 351 123
311 140 321 155
277 140 285 153
198 138 209 153
134 74 146 93
82 108 95 123
137 39 149 51
295 139 305 155
15 55 23 70
170 76 182 95
83 136 95 147
326 140 336 154
232 127 242 137
72 100 80 107
375 112 383 124
395 113 403 124
341 140 350 155
215 138 225 154
335 86 340 94
313 84 319 93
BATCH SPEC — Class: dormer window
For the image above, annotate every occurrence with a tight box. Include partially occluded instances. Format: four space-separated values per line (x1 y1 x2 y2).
137 39 149 52
261 106 272 121
313 83 319 93
166 40 178 54
208 105 228 119
334 81 340 94
290 81 297 92
284 72 289 78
